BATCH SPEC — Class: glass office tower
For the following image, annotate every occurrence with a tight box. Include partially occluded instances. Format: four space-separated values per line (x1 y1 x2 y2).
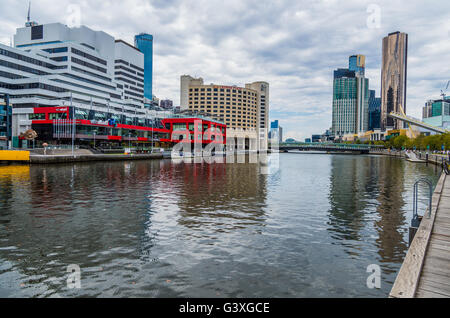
349 55 365 76
134 33 153 100
368 89 381 131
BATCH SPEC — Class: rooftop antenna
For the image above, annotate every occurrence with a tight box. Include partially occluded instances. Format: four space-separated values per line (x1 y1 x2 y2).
27 2 31 23
25 2 38 27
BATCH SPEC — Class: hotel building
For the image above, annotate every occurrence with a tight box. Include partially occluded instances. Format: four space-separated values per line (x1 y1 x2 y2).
180 75 269 150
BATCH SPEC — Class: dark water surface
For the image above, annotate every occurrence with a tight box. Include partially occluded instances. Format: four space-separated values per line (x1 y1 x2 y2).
0 154 442 297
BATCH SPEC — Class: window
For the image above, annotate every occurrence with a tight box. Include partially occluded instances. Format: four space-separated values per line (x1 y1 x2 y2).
29 113 46 120
31 25 43 40
49 113 67 120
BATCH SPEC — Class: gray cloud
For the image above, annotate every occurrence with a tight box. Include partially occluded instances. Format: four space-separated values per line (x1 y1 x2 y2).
0 0 449 141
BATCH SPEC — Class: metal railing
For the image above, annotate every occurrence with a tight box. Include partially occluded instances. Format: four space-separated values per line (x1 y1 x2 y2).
413 178 433 221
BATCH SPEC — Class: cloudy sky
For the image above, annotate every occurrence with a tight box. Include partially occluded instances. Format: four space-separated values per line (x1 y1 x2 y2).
0 0 449 141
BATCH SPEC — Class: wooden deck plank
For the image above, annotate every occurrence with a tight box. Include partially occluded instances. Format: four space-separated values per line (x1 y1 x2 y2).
429 241 450 253
418 279 450 296
389 172 446 298
432 233 450 243
420 271 450 286
422 266 450 278
416 287 449 298
390 171 450 298
415 172 450 298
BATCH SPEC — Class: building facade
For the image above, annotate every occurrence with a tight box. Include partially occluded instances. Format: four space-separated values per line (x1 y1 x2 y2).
0 94 11 149
332 55 369 138
381 31 408 131
368 89 381 131
160 99 173 110
422 97 450 129
114 39 145 104
349 54 365 76
269 120 283 144
134 33 153 100
180 75 269 150
0 21 223 150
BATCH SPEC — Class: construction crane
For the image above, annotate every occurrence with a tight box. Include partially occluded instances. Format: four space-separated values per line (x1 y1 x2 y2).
441 80 450 99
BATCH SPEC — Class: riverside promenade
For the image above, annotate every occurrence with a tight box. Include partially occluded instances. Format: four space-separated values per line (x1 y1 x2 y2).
371 149 450 297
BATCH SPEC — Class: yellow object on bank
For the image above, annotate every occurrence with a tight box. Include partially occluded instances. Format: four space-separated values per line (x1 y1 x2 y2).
0 150 30 161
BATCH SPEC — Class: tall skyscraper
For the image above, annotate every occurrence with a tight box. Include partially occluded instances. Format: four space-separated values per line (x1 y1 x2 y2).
381 31 408 130
332 55 369 138
368 89 381 131
134 33 153 100
349 54 365 76
269 120 283 144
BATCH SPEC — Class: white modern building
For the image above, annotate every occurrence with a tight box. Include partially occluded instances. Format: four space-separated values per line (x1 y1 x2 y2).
0 21 171 147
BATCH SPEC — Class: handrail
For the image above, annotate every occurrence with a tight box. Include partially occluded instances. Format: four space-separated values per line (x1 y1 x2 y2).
413 178 433 221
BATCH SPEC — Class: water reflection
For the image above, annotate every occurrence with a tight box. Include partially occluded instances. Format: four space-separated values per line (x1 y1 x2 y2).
0 155 441 297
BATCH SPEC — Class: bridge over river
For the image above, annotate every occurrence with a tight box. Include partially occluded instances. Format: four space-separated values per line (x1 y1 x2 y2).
277 142 384 154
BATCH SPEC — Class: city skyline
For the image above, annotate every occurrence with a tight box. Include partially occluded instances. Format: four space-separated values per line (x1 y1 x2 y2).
0 1 449 141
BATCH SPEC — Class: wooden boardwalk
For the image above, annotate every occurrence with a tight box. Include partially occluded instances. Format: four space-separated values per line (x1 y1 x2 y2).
390 172 450 298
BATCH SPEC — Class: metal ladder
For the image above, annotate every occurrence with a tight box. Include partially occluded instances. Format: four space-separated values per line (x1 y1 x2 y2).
409 178 433 246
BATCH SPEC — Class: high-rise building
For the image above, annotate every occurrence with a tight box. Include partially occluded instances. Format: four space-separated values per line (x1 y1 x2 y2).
180 75 269 150
134 33 153 100
368 90 381 131
160 99 173 110
423 97 450 129
269 120 283 144
114 39 145 103
381 31 408 131
349 54 365 76
332 55 369 138
422 100 433 119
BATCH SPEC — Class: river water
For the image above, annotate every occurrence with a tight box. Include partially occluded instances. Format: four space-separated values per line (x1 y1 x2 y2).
0 153 442 297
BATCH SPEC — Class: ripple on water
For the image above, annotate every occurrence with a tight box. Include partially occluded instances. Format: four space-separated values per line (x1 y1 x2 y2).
0 155 442 297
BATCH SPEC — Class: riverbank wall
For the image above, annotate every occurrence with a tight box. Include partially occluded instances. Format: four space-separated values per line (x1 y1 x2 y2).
369 149 448 167
0 150 163 164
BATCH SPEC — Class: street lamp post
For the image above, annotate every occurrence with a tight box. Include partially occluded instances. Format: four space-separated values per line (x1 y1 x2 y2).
93 130 96 148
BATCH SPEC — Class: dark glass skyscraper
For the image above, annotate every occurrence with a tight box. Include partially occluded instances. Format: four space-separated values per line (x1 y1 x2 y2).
368 89 381 131
134 33 153 100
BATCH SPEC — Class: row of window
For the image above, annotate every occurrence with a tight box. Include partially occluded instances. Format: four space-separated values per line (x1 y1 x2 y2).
0 69 27 79
71 57 107 74
50 56 68 62
115 71 144 83
114 59 144 73
0 58 51 76
71 66 111 82
190 96 257 103
0 48 62 70
0 81 67 93
42 47 68 54
72 47 107 66
189 87 256 96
